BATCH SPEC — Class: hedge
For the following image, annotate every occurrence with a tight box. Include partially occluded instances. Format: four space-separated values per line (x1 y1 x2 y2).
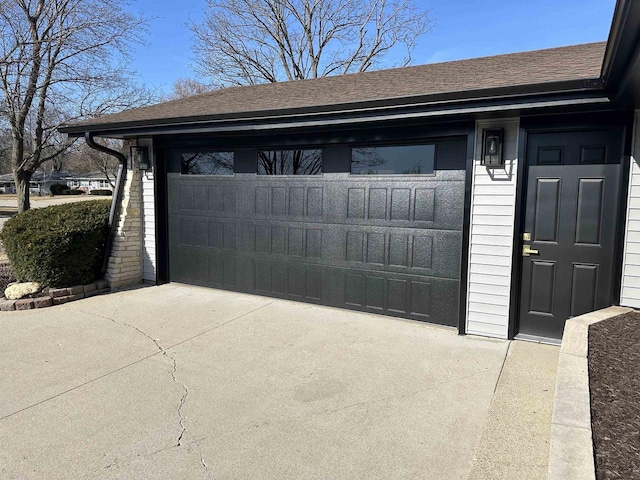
0 200 111 287
90 189 113 196
50 184 84 195
63 189 84 195
50 184 67 195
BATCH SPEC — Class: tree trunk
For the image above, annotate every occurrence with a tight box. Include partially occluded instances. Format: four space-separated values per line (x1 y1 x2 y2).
14 170 32 212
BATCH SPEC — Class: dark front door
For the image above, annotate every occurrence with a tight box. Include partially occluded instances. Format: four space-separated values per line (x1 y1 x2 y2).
518 130 623 339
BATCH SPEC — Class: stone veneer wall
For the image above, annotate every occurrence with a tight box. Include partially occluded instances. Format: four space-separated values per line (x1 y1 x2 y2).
104 142 143 289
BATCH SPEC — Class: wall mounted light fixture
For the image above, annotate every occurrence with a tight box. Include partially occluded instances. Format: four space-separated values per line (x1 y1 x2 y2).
481 129 505 168
131 145 150 171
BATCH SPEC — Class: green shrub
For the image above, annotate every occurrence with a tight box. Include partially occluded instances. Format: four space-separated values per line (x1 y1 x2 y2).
90 189 113 196
50 183 67 195
64 189 84 195
0 200 111 287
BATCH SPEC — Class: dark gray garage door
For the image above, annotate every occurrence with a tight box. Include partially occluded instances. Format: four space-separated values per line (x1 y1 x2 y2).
167 142 466 326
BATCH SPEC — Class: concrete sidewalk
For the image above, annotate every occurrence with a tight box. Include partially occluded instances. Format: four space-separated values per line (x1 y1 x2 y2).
468 340 560 480
0 284 557 479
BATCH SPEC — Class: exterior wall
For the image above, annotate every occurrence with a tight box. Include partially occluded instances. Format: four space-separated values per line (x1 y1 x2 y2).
620 110 640 307
140 138 157 282
69 179 115 192
104 143 143 289
466 118 520 338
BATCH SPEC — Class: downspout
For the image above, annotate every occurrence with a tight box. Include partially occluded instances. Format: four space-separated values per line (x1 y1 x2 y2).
84 132 128 276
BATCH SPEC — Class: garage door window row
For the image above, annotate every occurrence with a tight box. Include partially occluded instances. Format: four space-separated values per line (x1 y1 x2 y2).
180 143 439 177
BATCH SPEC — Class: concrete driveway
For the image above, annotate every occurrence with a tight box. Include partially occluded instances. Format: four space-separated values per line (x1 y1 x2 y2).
0 284 557 479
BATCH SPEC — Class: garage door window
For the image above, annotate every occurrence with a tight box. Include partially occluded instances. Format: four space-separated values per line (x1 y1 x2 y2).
181 152 234 175
351 144 436 175
257 149 322 175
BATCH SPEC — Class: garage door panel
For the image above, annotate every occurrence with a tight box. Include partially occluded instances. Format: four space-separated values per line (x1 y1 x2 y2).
340 179 464 229
170 245 459 324
172 218 462 279
339 227 461 278
330 269 458 325
246 183 327 219
170 174 463 227
168 164 464 326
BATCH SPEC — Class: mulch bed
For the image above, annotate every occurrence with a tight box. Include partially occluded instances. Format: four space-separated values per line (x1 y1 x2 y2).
589 311 640 480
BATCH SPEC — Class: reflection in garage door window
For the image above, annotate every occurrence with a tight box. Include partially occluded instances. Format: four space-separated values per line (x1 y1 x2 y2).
181 152 234 175
257 149 322 175
351 144 435 175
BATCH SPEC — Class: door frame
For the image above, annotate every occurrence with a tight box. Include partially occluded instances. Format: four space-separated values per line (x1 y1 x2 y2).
507 111 634 340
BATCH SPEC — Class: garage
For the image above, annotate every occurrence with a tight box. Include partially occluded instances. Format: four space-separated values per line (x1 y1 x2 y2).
165 132 468 326
58 36 640 340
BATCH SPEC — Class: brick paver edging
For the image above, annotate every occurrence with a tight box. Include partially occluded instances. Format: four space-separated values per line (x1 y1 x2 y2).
0 279 110 311
548 306 633 480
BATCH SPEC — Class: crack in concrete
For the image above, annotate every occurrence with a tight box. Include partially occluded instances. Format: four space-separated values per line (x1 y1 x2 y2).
97 316 189 448
189 443 213 479
78 457 122 479
1 301 272 423
170 354 189 447
5 300 277 478
59 308 203 471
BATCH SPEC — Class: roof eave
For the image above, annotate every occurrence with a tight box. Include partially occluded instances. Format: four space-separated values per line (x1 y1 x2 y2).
59 78 607 138
601 0 640 107
601 0 640 87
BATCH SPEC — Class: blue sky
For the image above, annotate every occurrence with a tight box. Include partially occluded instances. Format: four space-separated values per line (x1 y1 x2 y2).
130 0 617 95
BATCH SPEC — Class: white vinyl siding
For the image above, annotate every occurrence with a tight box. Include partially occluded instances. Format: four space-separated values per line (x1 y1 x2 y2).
139 138 157 282
466 118 520 338
620 110 640 307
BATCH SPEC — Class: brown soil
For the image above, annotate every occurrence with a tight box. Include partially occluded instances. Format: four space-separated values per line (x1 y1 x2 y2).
589 312 640 480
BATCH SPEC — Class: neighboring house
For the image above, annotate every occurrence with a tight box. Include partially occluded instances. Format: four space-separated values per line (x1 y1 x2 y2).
0 174 16 194
66 172 115 193
35 171 74 195
0 171 71 195
0 171 113 195
60 0 640 343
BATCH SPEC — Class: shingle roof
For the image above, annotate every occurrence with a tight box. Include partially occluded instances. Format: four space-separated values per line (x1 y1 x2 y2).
66 42 606 130
0 171 74 182
71 171 116 180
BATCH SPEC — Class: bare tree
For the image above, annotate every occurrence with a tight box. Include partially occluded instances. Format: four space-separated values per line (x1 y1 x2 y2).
0 0 151 212
257 149 322 175
0 128 11 174
350 147 386 174
190 0 432 87
167 78 211 100
60 139 121 186
181 152 234 175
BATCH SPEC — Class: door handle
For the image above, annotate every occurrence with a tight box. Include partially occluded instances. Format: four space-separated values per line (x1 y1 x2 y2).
522 245 539 257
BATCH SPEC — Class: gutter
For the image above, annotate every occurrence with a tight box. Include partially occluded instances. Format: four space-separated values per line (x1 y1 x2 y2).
84 132 127 276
